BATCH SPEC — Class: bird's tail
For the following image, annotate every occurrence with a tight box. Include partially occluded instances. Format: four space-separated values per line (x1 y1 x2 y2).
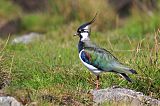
112 63 137 82
113 63 137 75
119 73 132 82
129 69 137 74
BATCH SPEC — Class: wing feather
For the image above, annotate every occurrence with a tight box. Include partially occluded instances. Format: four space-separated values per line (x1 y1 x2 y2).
82 47 118 72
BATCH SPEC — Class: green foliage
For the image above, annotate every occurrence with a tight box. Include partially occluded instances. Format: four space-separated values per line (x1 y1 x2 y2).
0 0 21 20
21 14 64 32
1 28 159 105
117 13 160 38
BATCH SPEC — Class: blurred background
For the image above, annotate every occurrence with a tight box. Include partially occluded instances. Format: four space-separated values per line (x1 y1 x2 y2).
0 0 160 105
0 0 159 37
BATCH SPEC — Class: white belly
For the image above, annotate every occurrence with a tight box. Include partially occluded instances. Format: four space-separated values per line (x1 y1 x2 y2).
79 50 102 75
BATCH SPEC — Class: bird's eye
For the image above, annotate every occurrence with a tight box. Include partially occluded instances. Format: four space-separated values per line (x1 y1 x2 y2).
79 29 85 33
78 29 87 33
81 29 85 32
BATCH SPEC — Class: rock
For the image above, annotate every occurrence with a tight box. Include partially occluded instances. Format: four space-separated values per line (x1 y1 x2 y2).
0 96 22 106
12 0 49 12
108 0 132 17
11 32 43 44
0 18 21 37
108 0 158 17
91 87 160 106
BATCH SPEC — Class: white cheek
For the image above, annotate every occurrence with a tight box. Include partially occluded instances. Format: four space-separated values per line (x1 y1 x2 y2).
81 32 89 41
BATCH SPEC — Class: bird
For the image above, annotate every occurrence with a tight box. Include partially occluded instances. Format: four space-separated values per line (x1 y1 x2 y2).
74 14 137 90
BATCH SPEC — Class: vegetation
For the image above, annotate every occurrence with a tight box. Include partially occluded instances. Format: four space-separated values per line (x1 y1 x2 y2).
0 0 159 105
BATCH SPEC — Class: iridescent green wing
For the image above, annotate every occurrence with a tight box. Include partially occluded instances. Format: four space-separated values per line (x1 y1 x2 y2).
83 47 118 71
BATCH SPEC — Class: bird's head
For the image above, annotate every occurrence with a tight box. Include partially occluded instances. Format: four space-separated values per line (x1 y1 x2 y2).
74 13 97 41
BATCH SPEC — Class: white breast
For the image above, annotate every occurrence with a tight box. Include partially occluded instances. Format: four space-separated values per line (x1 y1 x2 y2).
79 50 102 75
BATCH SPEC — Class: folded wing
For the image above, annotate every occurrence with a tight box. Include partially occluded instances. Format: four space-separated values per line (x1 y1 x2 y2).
81 47 137 75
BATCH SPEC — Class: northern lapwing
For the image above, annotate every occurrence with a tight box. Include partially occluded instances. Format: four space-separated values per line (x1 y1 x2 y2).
74 14 137 89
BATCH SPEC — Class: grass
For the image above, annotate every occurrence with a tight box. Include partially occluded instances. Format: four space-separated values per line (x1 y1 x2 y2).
0 0 160 105
0 0 21 19
21 14 64 33
117 12 160 38
1 27 159 105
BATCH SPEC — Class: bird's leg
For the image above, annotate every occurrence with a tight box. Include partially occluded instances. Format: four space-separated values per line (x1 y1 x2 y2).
96 75 99 90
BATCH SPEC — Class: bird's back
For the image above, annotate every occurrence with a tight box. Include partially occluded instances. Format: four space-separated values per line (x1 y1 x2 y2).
80 40 136 75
